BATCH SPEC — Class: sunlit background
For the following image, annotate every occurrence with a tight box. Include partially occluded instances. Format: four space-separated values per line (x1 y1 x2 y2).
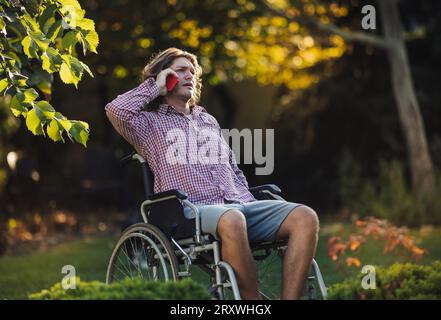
1 0 441 299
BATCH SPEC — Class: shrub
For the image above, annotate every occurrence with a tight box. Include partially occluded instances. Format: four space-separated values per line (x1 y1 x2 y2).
328 261 441 300
339 155 441 226
327 217 426 270
29 278 211 300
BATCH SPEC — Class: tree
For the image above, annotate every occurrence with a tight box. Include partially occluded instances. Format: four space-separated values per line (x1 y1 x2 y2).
173 0 434 199
253 0 436 198
0 0 99 147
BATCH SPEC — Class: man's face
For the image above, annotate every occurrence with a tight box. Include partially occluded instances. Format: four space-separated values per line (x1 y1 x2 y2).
168 57 196 102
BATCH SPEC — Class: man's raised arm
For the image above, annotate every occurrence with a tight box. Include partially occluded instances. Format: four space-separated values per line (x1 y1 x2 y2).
104 77 160 146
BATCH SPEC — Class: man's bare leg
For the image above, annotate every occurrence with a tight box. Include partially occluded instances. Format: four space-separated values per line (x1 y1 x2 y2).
217 209 261 300
275 205 319 299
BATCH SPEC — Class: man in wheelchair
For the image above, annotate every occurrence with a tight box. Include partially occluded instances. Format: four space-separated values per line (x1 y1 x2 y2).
105 48 321 300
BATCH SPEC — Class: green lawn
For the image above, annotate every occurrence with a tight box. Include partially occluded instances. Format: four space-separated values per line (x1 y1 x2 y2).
1 225 440 299
0 235 116 299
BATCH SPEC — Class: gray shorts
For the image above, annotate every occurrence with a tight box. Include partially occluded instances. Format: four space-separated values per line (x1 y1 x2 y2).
183 200 304 243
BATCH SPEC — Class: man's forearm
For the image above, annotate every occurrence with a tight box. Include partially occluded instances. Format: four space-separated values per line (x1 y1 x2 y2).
105 77 160 123
104 77 160 148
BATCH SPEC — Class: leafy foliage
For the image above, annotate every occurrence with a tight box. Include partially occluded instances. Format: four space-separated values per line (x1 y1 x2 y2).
327 217 426 269
161 0 347 88
28 277 211 300
0 0 99 146
328 261 441 300
339 157 441 226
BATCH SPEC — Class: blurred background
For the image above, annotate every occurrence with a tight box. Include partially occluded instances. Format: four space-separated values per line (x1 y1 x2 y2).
1 0 441 299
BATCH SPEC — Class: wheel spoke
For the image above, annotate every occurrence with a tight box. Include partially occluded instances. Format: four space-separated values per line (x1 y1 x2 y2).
114 259 131 281
122 242 136 277
116 244 132 278
128 236 142 279
107 225 179 285
256 250 282 300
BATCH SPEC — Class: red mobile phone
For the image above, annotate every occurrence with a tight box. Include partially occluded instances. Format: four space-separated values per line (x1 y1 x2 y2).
166 74 179 92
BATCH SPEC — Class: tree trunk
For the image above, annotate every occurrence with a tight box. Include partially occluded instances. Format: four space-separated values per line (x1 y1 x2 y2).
378 0 436 198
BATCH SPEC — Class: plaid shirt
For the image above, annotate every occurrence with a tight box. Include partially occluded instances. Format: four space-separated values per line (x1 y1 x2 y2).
105 77 256 205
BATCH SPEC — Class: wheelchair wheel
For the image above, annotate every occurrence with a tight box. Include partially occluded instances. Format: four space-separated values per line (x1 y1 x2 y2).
254 245 285 300
106 223 179 284
254 245 325 300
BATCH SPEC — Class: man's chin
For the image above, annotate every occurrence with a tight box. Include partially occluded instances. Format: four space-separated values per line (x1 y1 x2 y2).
177 92 192 102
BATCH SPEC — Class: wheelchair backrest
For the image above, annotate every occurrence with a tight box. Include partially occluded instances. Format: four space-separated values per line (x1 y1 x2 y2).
120 151 154 199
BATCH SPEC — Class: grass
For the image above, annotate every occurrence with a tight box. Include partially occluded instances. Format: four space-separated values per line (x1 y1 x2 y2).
1 224 440 300
0 235 116 299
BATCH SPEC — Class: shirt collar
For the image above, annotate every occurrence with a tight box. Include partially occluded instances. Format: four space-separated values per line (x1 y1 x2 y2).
158 104 207 117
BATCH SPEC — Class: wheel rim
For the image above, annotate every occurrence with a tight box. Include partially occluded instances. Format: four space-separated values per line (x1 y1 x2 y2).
107 233 169 283
106 225 179 284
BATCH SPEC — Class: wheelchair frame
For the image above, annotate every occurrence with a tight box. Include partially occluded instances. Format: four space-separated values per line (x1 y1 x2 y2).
106 152 328 300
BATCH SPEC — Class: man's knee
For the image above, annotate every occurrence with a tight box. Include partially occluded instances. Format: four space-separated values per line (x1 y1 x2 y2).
217 209 247 241
288 205 320 235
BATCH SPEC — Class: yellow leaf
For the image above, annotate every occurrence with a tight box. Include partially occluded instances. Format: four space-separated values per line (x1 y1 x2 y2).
346 257 361 268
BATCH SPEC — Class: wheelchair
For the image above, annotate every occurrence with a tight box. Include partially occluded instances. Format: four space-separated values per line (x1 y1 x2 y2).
105 152 328 300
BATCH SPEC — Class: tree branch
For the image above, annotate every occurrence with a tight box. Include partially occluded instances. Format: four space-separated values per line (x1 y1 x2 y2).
260 0 389 49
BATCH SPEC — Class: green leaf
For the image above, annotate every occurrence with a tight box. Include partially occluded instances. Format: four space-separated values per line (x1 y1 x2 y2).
37 81 52 95
41 47 62 73
60 1 85 29
59 54 85 87
0 78 8 94
10 94 28 117
22 88 39 103
78 33 87 56
22 13 41 32
38 4 58 33
76 18 95 31
69 121 89 147
41 16 56 35
67 56 83 77
21 35 39 59
47 119 63 142
79 61 93 78
25 109 43 135
77 120 89 130
58 0 85 19
2 51 22 69
59 63 77 88
83 29 99 53
16 78 28 87
35 100 55 119
46 20 63 41
29 31 50 51
61 30 78 53
21 31 50 58
59 119 72 132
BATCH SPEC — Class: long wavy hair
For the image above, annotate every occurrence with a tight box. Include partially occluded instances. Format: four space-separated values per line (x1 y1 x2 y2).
141 48 203 111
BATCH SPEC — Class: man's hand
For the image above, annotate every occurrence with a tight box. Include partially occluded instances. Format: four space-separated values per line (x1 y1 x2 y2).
155 68 179 96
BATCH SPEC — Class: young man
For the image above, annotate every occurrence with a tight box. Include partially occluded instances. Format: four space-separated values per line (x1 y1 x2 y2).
105 47 319 300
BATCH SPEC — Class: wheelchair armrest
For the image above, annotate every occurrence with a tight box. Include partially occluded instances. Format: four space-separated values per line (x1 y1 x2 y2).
249 184 282 197
147 189 188 201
